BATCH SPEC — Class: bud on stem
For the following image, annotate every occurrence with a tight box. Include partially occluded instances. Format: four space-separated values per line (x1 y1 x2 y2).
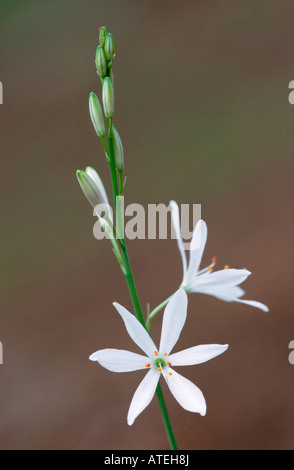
76 169 103 208
99 26 108 46
89 92 105 138
104 33 115 61
111 125 124 171
76 168 112 225
95 45 107 78
102 77 114 118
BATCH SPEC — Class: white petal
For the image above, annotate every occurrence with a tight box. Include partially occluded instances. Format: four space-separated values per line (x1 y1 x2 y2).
159 289 187 356
233 298 269 312
185 220 207 283
162 367 206 416
169 344 228 366
204 285 269 311
127 368 160 425
113 302 157 357
89 348 148 372
212 285 245 299
77 170 103 208
191 284 245 301
169 201 187 280
188 271 269 312
190 268 251 290
85 166 109 205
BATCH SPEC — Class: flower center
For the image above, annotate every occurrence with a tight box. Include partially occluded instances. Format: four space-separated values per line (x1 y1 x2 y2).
155 358 165 368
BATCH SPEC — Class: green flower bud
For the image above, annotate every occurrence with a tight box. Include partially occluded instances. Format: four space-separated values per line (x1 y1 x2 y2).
112 125 124 170
76 168 113 223
95 45 107 78
104 33 115 61
89 92 105 138
99 26 108 47
76 169 104 208
102 77 114 118
85 166 109 206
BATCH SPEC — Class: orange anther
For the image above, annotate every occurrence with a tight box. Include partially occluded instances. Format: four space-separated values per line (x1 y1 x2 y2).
157 367 161 371
224 265 229 269
163 352 167 356
154 351 158 356
212 257 217 263
169 372 172 375
145 363 150 368
166 362 171 366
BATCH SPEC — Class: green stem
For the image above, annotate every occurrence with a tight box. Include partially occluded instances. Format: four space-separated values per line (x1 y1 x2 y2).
156 384 178 450
106 119 119 210
120 240 146 326
106 115 178 449
118 168 124 195
146 294 174 332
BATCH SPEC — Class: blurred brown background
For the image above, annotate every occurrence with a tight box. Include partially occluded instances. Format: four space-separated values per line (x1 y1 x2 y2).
1 0 294 450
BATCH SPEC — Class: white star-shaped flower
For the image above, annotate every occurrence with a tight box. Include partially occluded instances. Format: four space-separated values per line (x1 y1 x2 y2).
90 289 228 425
170 201 269 312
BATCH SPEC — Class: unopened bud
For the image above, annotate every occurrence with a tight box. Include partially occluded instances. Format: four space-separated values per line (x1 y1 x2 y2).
112 125 124 170
102 77 114 118
104 33 115 61
85 166 109 206
77 168 113 225
99 26 108 47
76 168 110 216
89 92 105 138
95 45 107 78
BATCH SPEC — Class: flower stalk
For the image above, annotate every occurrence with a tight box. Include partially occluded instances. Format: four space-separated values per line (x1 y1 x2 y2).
91 27 179 448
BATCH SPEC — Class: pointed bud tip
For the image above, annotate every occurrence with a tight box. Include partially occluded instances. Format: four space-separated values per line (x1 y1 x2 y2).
76 169 87 184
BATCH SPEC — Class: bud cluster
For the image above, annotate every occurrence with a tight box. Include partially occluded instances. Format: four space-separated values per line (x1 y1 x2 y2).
89 27 124 173
78 26 125 249
95 26 115 80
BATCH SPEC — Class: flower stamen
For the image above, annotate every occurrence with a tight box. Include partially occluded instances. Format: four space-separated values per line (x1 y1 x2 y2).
197 256 217 276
